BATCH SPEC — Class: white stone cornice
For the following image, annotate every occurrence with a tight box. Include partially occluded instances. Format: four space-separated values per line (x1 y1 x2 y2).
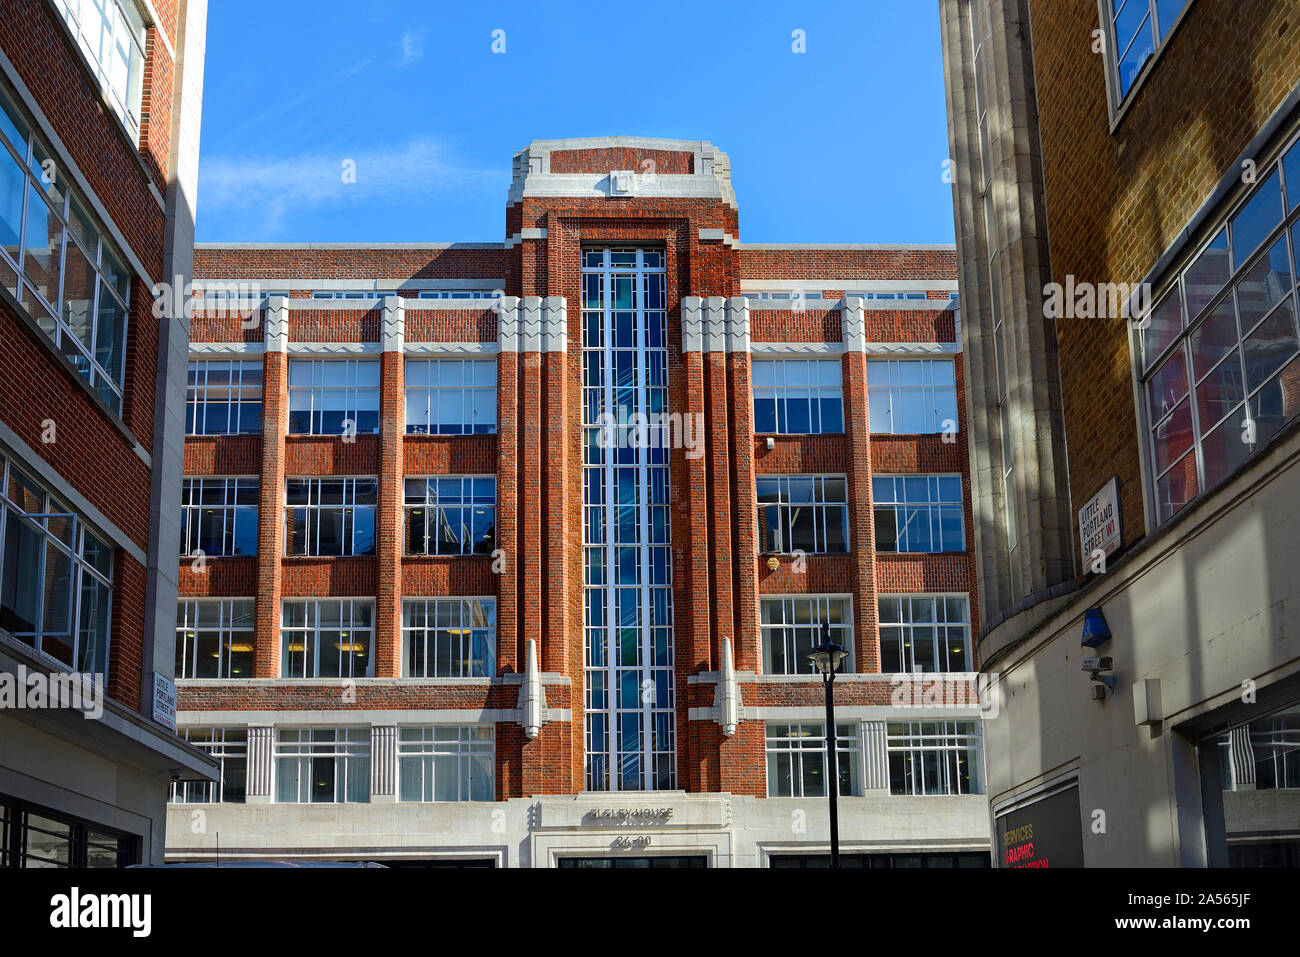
842 296 867 352
382 295 404 352
543 296 568 352
520 296 545 352
681 296 704 353
725 297 751 353
750 341 847 356
405 341 501 356
702 296 728 353
265 297 289 352
497 296 521 352
189 341 266 355
285 342 383 356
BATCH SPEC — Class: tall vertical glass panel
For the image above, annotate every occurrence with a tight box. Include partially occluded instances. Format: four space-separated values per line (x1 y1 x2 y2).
582 247 676 791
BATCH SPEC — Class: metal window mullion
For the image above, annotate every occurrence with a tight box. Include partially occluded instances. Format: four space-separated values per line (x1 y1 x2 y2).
602 253 618 790
636 264 654 790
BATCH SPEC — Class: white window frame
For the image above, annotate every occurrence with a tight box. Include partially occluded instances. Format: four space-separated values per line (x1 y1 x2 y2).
404 476 496 556
404 358 497 435
287 358 380 436
873 474 966 553
284 477 377 557
0 81 132 411
274 727 371 804
0 451 113 674
169 728 248 804
280 598 375 679
752 358 844 435
186 359 263 435
765 721 862 798
877 594 973 674
756 474 849 555
759 595 853 676
397 725 495 802
175 598 255 679
401 597 496 678
180 476 258 559
52 0 148 140
887 720 984 796
867 358 959 435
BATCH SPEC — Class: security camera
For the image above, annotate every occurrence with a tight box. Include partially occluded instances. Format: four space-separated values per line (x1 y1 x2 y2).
169 770 182 783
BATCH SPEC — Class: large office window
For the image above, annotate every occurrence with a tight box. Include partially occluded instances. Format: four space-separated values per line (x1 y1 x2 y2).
404 476 495 556
398 726 494 802
879 595 972 674
186 360 263 435
168 729 248 804
0 798 135 868
1107 0 1192 103
766 722 862 797
0 452 112 674
405 358 496 435
288 359 379 435
402 598 495 678
1141 134 1300 523
757 475 848 554
867 358 959 434
582 247 677 792
281 599 374 679
752 358 844 434
873 475 965 553
51 0 147 139
275 728 370 804
760 596 852 676
285 477 377 556
887 720 983 796
180 477 257 558
175 599 254 679
0 84 132 412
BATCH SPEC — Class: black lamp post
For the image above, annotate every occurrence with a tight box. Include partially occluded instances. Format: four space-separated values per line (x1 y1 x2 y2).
808 619 848 867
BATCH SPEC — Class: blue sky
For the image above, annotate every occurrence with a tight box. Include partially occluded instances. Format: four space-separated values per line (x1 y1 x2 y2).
195 0 956 245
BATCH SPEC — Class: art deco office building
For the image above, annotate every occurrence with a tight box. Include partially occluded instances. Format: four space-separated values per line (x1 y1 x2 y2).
0 0 212 867
942 0 1300 866
168 137 991 867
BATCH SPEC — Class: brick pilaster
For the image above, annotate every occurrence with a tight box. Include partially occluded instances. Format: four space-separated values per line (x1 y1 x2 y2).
375 298 404 678
254 301 288 678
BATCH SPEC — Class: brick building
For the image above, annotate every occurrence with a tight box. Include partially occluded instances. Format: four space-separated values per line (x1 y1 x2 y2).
0 0 211 867
942 0 1300 866
167 136 991 867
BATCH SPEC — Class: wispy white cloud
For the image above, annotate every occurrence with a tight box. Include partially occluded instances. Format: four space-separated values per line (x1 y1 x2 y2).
198 139 499 236
399 29 425 66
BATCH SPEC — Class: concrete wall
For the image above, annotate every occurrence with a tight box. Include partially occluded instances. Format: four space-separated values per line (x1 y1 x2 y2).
165 791 990 868
981 427 1300 866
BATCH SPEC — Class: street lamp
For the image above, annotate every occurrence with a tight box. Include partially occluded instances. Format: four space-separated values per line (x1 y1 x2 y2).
808 619 848 868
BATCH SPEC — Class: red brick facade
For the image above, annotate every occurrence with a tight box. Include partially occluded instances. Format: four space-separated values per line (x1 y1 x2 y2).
0 0 184 714
184 142 975 801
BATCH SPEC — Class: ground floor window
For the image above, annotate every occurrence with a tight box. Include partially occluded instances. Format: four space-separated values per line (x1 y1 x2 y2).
397 725 494 802
770 852 989 868
766 721 862 797
169 729 247 804
557 856 707 869
0 795 136 867
887 720 983 795
275 728 370 803
1201 700 1300 867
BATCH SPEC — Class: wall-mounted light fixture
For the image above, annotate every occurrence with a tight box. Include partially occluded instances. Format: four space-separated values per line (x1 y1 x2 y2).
1081 608 1111 648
